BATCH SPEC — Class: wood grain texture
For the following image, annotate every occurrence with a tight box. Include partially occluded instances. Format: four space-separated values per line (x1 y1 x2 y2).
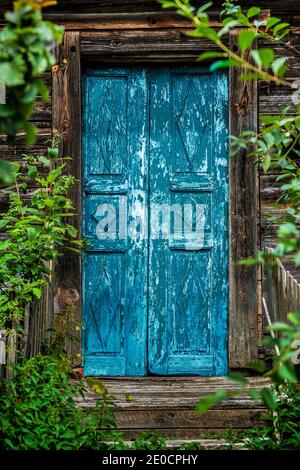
83 66 228 376
52 32 82 365
264 253 300 323
229 30 258 368
75 376 268 439
80 30 226 61
82 67 148 376
148 67 228 375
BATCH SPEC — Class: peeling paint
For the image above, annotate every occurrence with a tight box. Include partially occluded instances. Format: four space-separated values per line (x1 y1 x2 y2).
82 66 228 377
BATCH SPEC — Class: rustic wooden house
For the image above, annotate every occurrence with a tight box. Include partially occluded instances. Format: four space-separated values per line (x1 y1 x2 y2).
1 0 300 443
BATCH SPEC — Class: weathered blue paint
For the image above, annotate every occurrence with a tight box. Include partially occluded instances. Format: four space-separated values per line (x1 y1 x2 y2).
82 68 148 376
148 67 228 376
82 66 228 376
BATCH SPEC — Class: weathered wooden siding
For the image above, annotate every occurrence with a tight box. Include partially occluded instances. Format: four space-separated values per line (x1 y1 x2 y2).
264 255 300 324
0 0 299 362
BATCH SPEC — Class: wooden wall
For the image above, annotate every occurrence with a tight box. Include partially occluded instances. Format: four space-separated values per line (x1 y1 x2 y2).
0 1 299 359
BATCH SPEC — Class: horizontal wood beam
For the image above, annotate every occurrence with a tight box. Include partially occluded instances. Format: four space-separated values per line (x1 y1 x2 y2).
80 30 227 60
42 9 270 31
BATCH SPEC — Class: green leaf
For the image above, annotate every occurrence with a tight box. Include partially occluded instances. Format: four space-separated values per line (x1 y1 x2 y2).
0 159 16 184
47 147 59 159
32 288 42 299
196 390 228 413
238 257 258 266
36 79 49 102
261 388 277 411
28 165 38 180
197 2 212 14
249 390 260 401
273 22 290 35
193 26 219 41
267 322 293 332
251 50 262 68
265 17 281 31
37 156 51 167
210 59 238 71
251 49 275 69
238 30 256 52
264 132 275 146
247 7 261 19
161 1 177 8
0 62 24 86
24 122 37 146
0 240 12 251
272 57 287 77
197 51 227 62
277 363 298 384
262 154 271 172
27 227 38 240
66 225 78 237
218 19 239 37
228 371 248 384
287 312 300 325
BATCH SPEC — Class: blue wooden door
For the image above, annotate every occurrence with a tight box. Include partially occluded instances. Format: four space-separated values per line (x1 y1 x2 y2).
82 66 228 376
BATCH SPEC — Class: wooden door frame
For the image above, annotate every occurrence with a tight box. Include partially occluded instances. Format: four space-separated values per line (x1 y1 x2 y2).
52 26 259 370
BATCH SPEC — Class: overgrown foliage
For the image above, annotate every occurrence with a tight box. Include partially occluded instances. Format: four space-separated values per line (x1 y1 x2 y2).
242 385 300 450
194 314 300 450
0 0 62 144
232 111 300 266
0 0 63 182
0 141 82 352
0 355 123 450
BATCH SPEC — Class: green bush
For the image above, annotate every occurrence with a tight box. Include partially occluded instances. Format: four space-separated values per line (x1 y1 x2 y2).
0 355 123 450
131 431 167 450
242 385 300 450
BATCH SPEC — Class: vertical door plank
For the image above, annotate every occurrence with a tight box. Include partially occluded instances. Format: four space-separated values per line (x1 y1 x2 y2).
52 32 82 364
229 30 258 367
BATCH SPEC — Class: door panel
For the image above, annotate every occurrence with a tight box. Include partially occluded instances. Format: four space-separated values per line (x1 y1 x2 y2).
82 68 148 376
82 66 228 376
148 67 228 375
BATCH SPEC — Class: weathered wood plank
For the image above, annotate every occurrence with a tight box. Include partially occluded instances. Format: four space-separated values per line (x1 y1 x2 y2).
52 32 82 365
26 278 52 358
115 408 263 429
229 30 258 368
76 376 269 410
80 30 226 60
44 12 198 30
264 253 300 322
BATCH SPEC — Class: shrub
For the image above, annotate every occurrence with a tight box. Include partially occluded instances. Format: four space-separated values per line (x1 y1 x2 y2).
0 354 123 450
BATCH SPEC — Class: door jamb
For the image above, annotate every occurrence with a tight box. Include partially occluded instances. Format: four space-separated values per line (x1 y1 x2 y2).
52 28 259 370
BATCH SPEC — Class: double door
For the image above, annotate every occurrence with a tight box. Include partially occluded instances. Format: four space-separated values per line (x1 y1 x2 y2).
82 66 228 376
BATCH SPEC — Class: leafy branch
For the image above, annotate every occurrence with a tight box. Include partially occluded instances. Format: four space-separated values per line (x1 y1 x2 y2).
0 0 63 183
0 138 83 344
161 0 297 88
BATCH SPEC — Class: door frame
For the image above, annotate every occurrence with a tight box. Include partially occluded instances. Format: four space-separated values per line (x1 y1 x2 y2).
52 24 259 371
